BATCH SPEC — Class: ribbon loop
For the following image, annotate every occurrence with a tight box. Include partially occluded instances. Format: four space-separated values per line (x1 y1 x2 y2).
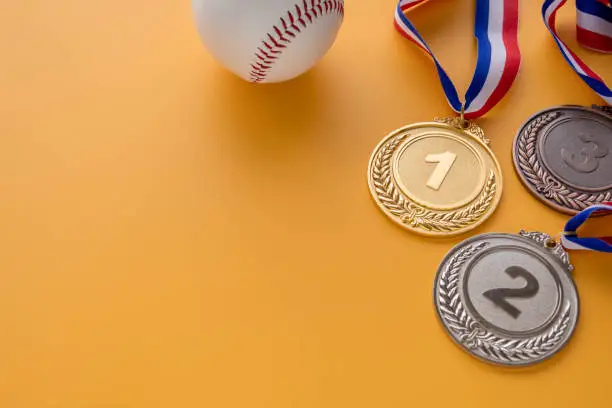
543 0 612 105
394 0 521 120
561 202 612 252
577 0 612 53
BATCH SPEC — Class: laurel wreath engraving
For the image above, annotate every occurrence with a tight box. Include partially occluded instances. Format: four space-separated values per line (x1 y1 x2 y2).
516 111 612 211
371 134 497 233
437 242 572 363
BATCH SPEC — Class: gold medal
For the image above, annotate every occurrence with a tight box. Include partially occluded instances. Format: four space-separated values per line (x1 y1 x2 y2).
367 117 502 237
377 0 520 236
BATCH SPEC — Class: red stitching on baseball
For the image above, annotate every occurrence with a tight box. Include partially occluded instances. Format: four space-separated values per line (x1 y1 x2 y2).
257 47 278 60
267 34 287 49
287 12 301 33
263 41 281 54
248 0 344 83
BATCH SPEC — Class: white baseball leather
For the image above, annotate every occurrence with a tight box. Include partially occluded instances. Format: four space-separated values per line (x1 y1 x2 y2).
191 0 344 83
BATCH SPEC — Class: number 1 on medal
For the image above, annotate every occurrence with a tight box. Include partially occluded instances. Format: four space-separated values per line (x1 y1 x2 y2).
425 151 457 190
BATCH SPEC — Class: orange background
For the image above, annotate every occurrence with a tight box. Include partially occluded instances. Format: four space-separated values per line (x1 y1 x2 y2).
1 1 612 407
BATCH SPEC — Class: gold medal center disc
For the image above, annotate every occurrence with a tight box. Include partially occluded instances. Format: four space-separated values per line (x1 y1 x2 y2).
367 120 503 237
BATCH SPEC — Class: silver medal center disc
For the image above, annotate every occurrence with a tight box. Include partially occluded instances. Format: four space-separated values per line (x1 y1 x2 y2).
433 231 579 366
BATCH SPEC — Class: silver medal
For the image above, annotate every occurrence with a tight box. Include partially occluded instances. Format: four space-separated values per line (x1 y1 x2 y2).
433 231 579 366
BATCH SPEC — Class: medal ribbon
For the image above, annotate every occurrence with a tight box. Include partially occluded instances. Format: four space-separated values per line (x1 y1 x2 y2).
543 0 612 105
561 202 612 252
394 0 521 119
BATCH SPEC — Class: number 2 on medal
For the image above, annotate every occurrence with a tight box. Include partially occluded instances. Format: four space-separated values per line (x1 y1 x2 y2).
425 151 457 190
483 266 539 319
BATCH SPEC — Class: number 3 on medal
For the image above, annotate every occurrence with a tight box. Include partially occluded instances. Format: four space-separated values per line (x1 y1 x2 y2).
425 151 457 190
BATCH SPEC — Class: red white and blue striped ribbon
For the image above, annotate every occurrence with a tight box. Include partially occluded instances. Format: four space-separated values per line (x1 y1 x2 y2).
543 0 612 105
561 202 612 252
394 0 521 119
577 0 612 52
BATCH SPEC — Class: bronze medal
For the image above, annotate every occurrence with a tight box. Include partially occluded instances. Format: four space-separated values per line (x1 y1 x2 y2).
512 105 612 214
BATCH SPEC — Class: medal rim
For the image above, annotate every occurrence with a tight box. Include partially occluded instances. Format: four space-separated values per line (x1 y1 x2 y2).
432 232 580 367
511 104 612 215
367 121 503 237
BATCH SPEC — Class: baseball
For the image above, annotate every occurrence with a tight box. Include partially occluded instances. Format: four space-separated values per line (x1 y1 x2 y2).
191 0 344 83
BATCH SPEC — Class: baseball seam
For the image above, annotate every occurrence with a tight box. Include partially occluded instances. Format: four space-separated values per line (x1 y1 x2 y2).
249 0 344 83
